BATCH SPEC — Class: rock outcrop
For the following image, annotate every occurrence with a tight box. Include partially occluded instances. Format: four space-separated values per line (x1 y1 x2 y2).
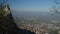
0 4 35 34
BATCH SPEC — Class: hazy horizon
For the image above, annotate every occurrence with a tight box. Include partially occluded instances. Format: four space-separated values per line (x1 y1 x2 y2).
8 0 56 12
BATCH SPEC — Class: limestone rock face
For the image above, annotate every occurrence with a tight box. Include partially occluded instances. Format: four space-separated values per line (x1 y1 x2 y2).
0 4 35 34
2 4 10 16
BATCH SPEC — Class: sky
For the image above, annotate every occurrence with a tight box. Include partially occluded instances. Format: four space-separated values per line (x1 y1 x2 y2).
7 0 59 11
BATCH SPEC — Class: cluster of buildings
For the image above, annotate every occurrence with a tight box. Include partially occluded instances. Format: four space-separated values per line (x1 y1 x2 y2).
19 23 60 34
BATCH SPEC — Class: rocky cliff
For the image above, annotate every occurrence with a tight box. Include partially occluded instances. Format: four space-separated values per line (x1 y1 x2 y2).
0 4 35 34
